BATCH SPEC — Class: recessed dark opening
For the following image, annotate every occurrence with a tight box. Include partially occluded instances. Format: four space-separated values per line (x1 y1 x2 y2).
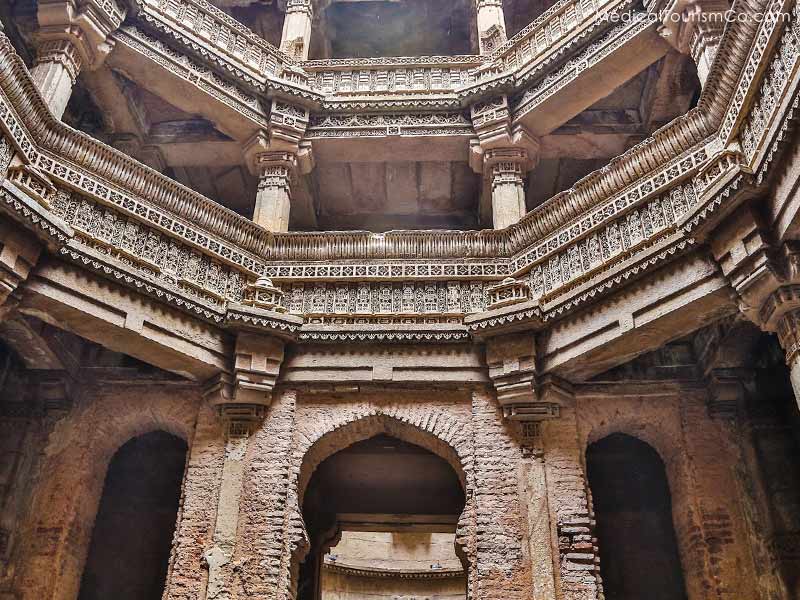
78 430 187 600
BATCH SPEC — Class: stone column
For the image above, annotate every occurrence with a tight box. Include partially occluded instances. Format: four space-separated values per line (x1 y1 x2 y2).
32 0 125 118
476 0 508 54
469 99 538 230
776 310 800 409
253 152 295 233
659 0 729 86
281 0 313 61
487 149 529 231
30 40 82 120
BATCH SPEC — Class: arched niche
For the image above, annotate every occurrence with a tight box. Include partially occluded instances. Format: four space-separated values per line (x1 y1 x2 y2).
586 433 687 600
77 430 188 600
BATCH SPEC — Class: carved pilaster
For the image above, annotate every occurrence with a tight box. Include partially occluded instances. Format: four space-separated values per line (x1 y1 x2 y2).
281 0 313 60
476 0 507 54
540 385 603 600
659 0 729 86
33 0 125 118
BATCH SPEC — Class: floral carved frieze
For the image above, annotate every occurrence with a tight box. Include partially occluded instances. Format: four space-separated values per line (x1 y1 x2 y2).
49 190 249 310
740 0 800 171
306 113 474 138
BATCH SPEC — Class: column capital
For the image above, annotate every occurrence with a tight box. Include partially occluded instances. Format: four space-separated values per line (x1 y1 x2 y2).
36 0 126 70
34 39 82 85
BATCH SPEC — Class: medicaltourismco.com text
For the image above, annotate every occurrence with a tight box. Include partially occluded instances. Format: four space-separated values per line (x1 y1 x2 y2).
601 10 792 24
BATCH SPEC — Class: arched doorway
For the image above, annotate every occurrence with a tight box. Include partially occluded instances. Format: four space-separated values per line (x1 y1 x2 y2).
586 433 687 600
77 430 188 600
298 434 467 600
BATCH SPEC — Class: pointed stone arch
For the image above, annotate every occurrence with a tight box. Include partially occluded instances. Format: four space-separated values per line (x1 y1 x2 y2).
288 405 476 599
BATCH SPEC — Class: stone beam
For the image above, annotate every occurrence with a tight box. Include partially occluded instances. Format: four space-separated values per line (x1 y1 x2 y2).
18 259 231 381
541 251 736 381
108 29 269 142
515 25 670 137
281 343 489 388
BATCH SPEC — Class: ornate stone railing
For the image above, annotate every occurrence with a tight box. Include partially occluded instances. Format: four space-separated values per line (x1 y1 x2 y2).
0 0 792 326
485 0 622 81
304 56 482 97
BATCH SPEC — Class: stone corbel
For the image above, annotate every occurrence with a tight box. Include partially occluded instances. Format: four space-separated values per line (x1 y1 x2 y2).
486 331 571 421
707 367 751 419
204 284 301 436
709 203 790 322
203 331 283 438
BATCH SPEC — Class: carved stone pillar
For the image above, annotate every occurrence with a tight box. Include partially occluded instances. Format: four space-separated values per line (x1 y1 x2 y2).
659 0 729 86
470 97 538 229
487 148 529 230
32 0 125 118
476 0 507 54
30 40 82 120
281 0 313 61
252 151 295 233
243 104 312 232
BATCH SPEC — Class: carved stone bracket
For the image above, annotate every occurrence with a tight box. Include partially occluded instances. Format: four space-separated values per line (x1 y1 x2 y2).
204 299 301 436
33 0 125 117
707 367 751 420
485 331 572 421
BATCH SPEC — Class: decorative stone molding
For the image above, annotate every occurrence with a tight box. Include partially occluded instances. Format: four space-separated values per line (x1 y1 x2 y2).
487 277 530 310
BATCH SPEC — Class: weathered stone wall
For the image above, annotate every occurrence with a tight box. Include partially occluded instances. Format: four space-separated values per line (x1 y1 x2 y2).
11 381 202 600
5 368 800 600
576 387 761 600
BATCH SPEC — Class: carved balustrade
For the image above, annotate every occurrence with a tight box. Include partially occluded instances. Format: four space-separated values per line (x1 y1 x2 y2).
0 0 793 342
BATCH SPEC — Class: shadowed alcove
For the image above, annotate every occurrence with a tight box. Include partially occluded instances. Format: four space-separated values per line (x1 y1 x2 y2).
299 434 467 600
586 433 687 600
77 431 188 600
